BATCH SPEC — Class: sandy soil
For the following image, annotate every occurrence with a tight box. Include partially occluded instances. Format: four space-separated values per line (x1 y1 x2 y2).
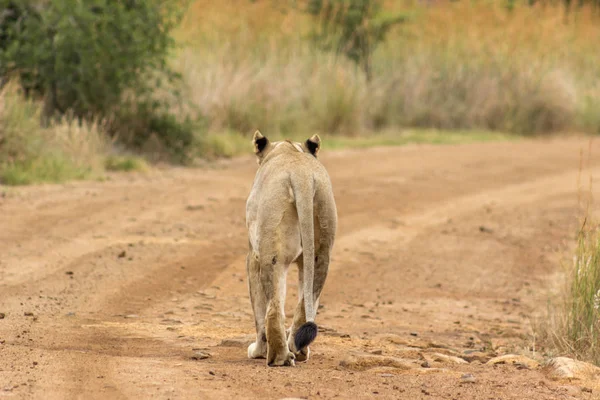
1 138 600 400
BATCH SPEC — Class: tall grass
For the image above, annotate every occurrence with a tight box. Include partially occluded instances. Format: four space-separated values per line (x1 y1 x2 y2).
537 144 600 365
0 83 142 185
174 0 600 138
540 222 600 366
567 225 600 363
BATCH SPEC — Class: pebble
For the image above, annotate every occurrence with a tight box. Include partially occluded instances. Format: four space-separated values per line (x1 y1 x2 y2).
191 351 211 360
461 373 477 383
486 354 540 369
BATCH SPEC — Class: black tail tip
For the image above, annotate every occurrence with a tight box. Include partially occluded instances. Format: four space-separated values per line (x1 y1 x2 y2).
294 322 318 350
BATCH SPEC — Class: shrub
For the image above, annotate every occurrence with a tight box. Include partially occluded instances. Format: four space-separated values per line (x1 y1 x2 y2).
0 0 196 162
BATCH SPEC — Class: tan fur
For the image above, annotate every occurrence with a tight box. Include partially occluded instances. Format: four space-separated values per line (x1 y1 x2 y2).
245 130 337 367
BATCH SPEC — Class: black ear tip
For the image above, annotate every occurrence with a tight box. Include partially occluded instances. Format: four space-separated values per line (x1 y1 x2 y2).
306 139 320 156
255 136 268 153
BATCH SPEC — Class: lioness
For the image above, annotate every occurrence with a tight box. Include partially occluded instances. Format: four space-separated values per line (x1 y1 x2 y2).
245 131 337 367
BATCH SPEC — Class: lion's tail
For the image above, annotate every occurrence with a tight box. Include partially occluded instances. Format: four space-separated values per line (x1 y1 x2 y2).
291 173 318 351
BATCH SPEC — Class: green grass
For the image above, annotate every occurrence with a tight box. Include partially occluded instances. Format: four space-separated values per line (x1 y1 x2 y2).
104 155 149 172
196 128 519 159
0 156 92 186
0 83 108 186
318 129 518 150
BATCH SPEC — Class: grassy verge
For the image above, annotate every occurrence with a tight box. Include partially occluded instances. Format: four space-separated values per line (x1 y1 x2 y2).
196 129 518 159
0 84 147 186
539 222 600 366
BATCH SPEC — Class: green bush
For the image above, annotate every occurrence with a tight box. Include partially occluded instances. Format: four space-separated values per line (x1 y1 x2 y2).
0 0 196 163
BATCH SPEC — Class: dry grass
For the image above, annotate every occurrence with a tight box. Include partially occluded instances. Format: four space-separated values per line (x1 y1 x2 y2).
539 222 600 366
537 144 600 365
173 0 600 138
0 83 145 185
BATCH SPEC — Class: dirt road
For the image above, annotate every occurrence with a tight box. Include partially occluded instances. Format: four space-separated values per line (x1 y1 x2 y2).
1 138 599 400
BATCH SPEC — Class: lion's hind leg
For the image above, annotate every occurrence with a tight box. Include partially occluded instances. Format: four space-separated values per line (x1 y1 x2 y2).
246 251 267 359
262 256 295 367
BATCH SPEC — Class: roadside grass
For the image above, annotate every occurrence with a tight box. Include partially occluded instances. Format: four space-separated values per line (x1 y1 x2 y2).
104 155 149 172
0 84 103 185
539 222 600 366
537 147 600 366
0 83 146 186
196 129 519 159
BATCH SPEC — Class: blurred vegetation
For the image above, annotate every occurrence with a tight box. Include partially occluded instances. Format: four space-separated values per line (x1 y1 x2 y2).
0 0 197 165
304 0 409 81
2 0 600 184
537 217 600 366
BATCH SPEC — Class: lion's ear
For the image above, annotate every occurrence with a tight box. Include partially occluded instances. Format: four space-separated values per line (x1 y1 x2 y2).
252 130 272 164
253 130 269 154
305 134 321 157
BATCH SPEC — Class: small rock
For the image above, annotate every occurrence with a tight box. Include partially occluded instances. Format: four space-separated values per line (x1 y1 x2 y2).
279 398 306 400
380 373 394 377
370 349 383 355
208 371 216 376
461 373 477 383
340 353 415 371
219 335 254 348
582 387 593 393
118 251 127 258
24 312 34 317
32 361 38 366
191 351 211 360
0 313 5 319
410 332 418 337
427 352 468 365
486 354 540 369
65 271 74 276
462 351 490 363
479 226 493 233
544 357 600 381
421 361 430 368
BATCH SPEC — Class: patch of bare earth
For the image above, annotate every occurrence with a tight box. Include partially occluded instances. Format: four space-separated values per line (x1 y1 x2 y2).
1 138 599 399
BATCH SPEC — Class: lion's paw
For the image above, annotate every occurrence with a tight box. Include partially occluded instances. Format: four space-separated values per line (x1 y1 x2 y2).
267 351 296 367
295 346 310 362
247 342 266 359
